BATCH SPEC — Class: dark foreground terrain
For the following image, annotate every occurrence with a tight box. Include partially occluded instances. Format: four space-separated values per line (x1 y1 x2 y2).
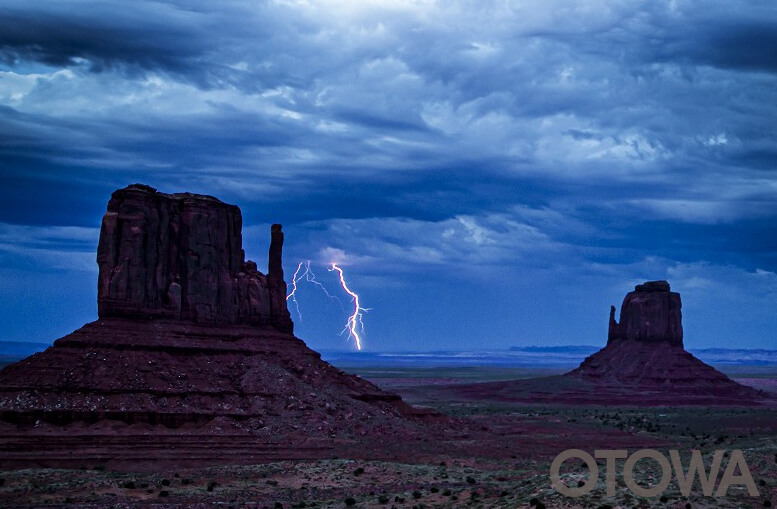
0 363 775 508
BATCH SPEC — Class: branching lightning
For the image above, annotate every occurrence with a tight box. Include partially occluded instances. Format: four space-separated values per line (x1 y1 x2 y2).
286 260 340 321
286 261 306 320
286 259 367 351
329 263 366 351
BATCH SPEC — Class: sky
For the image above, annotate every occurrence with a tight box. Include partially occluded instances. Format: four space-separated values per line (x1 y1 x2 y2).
0 0 776 352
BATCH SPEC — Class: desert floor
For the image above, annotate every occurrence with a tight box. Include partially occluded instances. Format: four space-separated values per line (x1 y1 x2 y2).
0 363 775 508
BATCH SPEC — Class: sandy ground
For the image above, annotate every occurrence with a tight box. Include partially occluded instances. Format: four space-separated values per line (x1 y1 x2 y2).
0 366 776 508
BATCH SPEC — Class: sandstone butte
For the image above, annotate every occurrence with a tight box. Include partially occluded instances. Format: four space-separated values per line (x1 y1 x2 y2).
0 185 768 469
449 280 767 406
0 184 446 469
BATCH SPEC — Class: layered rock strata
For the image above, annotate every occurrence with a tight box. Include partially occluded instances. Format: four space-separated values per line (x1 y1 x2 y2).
0 185 434 468
97 184 292 331
607 280 683 346
447 281 766 406
568 281 761 400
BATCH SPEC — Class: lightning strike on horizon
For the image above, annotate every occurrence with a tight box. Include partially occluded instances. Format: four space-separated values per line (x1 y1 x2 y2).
329 263 366 351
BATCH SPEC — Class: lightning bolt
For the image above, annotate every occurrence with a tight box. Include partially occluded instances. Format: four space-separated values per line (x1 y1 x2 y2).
329 262 366 351
286 261 306 320
286 260 341 321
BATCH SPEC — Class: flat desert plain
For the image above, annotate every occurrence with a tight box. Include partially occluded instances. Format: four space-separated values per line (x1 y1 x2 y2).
0 363 775 508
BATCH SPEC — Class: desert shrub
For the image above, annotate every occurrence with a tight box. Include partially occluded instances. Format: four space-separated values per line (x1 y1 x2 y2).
122 481 136 489
412 490 422 499
378 495 389 504
159 490 169 497
353 467 364 476
344 497 356 506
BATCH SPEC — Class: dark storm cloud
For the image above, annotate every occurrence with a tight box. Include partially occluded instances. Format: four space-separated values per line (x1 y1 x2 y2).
630 2 777 75
0 6 204 74
1 0 776 348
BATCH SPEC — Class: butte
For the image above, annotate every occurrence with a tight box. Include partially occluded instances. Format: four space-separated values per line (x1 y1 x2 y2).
449 280 767 406
0 184 440 469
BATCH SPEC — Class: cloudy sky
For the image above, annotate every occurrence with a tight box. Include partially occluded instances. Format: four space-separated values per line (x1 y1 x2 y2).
1 0 776 351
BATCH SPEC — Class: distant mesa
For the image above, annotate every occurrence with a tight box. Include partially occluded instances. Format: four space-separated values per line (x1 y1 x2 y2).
566 280 756 394
0 184 437 468
449 280 767 406
607 280 682 347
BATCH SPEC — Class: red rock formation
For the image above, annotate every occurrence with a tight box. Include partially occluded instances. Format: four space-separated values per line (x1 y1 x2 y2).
444 280 766 406
97 184 292 332
0 185 439 468
567 280 762 401
0 319 410 428
608 280 683 347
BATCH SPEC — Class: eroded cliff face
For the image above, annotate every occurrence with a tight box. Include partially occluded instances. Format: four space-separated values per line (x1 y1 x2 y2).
0 185 437 468
607 280 683 347
96 184 292 332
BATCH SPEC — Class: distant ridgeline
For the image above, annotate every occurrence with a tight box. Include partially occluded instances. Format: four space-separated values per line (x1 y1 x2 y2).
320 346 777 369
0 342 51 363
509 346 600 354
2 343 777 367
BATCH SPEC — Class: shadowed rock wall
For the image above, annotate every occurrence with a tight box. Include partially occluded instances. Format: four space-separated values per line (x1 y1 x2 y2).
96 184 292 331
607 280 682 347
